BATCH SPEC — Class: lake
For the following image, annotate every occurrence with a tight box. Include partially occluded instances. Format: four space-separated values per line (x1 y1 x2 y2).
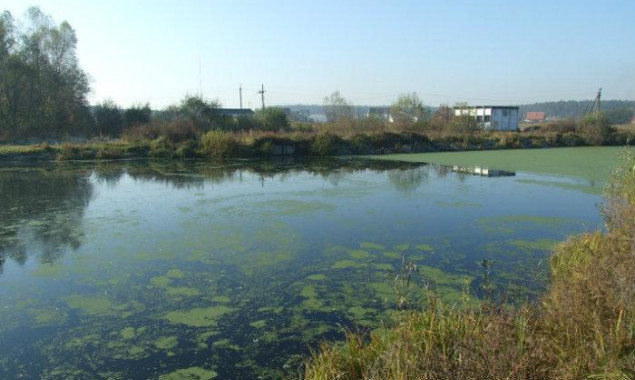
0 147 624 379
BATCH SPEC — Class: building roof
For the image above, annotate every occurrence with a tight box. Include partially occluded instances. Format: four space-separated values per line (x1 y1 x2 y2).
216 108 255 116
525 111 546 120
453 105 519 110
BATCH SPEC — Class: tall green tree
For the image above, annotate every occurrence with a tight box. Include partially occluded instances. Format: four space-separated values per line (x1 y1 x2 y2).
0 7 91 139
390 92 428 128
323 91 353 124
254 107 289 131
124 103 152 128
162 94 221 130
93 99 123 137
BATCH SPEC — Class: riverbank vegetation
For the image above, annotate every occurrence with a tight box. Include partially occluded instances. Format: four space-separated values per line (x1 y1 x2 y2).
302 153 635 380
2 108 634 162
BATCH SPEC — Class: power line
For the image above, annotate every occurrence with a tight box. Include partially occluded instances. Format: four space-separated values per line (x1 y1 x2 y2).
257 84 266 109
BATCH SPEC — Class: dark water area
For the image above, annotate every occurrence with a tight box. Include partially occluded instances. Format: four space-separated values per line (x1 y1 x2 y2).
0 157 603 379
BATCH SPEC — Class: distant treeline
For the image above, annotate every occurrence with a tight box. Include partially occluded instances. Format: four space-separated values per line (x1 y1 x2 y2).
283 100 635 124
518 100 635 122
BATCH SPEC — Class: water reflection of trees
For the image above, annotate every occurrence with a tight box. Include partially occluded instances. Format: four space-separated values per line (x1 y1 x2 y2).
387 166 432 194
0 158 463 272
0 167 93 273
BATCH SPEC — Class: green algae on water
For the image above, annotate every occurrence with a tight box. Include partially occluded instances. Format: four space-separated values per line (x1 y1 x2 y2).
158 366 217 380
120 327 136 340
349 249 371 259
166 268 185 278
306 274 327 281
333 260 365 269
301 285 318 298
509 238 559 251
212 295 231 304
64 295 115 316
166 287 201 297
416 244 434 252
250 319 267 329
164 306 237 327
150 275 172 287
154 336 178 350
360 242 385 251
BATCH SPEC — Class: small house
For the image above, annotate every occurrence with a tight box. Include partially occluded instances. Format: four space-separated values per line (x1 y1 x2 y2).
366 106 393 123
453 106 519 131
524 111 546 123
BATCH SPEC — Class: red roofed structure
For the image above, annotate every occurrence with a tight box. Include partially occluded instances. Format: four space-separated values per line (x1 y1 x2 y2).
525 112 546 122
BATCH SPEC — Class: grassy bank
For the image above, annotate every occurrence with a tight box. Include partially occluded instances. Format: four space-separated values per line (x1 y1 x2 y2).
303 153 635 380
1 127 634 162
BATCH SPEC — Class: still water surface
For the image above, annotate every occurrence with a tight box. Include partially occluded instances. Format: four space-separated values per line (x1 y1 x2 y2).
0 154 606 379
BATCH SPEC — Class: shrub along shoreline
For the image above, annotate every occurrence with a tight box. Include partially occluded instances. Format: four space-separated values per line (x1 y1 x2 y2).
302 153 635 380
1 128 634 162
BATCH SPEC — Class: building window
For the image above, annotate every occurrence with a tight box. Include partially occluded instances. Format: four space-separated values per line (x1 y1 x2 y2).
476 116 483 122
485 115 491 122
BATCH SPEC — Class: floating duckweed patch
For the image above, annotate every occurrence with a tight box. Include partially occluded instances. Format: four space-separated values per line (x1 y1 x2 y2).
166 287 201 297
30 308 67 326
120 327 136 340
257 306 284 314
212 296 230 304
477 215 569 234
106 341 148 360
250 319 267 328
416 244 434 252
306 274 327 281
349 249 371 259
64 295 115 316
348 306 371 319
393 243 410 252
150 275 172 287
333 260 364 269
374 263 393 271
164 306 237 327
360 242 385 251
213 339 240 351
301 285 318 298
154 336 178 350
166 269 185 278
301 298 324 310
158 366 217 380
418 265 465 286
383 251 402 259
509 238 559 251
371 282 394 300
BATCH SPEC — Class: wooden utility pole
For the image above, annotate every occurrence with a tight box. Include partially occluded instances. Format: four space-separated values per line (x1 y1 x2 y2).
258 84 266 110
586 88 602 115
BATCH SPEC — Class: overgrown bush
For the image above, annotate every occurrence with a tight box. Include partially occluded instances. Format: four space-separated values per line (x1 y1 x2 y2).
310 132 340 156
199 130 236 159
577 112 613 145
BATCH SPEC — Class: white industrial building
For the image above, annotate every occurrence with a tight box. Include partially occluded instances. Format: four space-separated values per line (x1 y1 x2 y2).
453 106 519 131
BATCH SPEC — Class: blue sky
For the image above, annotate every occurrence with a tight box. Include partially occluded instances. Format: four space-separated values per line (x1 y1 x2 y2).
3 0 634 109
